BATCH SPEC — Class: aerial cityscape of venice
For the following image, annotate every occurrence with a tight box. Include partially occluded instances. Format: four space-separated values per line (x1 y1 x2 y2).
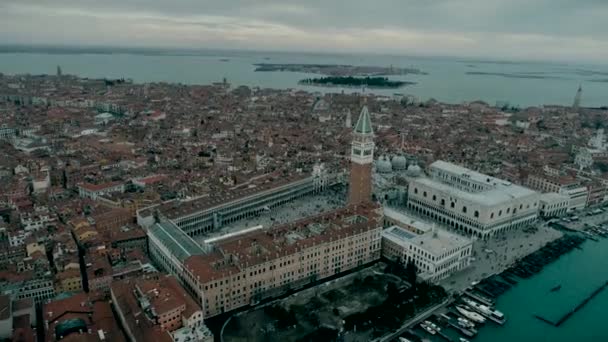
0 1 607 342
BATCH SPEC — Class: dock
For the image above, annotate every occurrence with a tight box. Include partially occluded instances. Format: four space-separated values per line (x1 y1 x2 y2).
533 280 608 327
464 290 494 306
442 317 477 337
555 280 608 327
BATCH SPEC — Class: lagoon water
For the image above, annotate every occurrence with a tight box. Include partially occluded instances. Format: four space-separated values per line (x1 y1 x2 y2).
0 50 607 108
478 238 608 342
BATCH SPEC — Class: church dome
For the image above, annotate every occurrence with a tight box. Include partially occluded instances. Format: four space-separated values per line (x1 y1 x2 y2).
406 164 422 177
391 155 407 170
376 156 392 173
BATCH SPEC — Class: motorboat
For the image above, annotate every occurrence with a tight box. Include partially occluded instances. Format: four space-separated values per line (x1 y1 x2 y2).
419 322 436 335
457 317 475 329
456 306 486 324
424 320 441 332
462 298 506 325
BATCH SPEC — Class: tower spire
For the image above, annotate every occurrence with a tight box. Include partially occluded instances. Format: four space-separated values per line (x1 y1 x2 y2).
348 105 375 205
573 84 582 109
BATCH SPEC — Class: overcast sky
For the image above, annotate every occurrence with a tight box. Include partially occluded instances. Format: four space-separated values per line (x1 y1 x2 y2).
1 0 607 63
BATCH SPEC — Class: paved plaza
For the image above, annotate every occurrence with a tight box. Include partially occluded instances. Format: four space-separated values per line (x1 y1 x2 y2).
197 187 347 243
441 223 563 292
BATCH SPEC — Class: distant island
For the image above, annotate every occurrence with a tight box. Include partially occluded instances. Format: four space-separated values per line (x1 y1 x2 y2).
254 63 427 76
466 71 566 80
299 76 414 89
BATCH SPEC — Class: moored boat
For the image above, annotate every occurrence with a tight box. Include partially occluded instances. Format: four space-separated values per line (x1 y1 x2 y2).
456 306 486 324
462 298 506 325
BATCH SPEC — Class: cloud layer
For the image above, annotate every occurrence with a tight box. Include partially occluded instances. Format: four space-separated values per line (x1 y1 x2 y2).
1 0 607 62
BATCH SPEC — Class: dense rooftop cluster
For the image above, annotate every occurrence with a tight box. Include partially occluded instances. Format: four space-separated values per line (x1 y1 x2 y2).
0 71 607 340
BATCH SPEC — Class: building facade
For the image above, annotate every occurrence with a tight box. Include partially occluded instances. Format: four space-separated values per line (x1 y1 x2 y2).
137 167 337 237
407 161 540 239
78 182 125 200
559 184 589 212
382 223 472 283
539 193 569 218
183 203 383 318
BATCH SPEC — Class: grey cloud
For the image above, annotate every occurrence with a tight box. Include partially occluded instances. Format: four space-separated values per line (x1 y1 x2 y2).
0 0 607 62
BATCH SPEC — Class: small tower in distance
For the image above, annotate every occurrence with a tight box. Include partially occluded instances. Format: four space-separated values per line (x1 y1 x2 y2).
56 65 62 77
348 105 374 205
573 84 582 109
345 109 352 129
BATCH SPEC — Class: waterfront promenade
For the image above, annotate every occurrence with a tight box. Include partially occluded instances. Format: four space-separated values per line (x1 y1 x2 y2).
441 223 563 292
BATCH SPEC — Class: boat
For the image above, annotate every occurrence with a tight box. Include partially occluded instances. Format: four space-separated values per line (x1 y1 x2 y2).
550 285 562 292
447 318 477 337
462 298 506 325
424 320 441 332
456 306 486 324
419 322 436 335
398 338 413 342
457 317 476 329
460 338 470 342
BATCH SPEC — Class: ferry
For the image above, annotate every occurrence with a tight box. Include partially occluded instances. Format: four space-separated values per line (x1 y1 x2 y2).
419 322 437 335
462 298 506 325
456 306 486 324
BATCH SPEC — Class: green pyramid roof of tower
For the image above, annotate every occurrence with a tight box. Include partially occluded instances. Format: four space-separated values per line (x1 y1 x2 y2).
354 106 373 134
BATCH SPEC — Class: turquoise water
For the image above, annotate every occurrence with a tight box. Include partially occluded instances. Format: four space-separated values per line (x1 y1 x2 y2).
0 50 607 107
478 238 608 342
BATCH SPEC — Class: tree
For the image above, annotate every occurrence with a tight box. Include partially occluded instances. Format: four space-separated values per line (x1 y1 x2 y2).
405 260 418 285
386 282 399 301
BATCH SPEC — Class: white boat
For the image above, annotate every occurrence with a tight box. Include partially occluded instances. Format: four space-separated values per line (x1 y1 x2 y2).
457 317 475 329
424 320 441 332
456 306 486 324
462 298 506 325
460 338 470 342
398 338 413 342
420 322 436 335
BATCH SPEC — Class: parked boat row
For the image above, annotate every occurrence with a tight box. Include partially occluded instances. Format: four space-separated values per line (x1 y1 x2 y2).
440 313 478 337
473 235 585 300
461 297 506 325
583 224 608 239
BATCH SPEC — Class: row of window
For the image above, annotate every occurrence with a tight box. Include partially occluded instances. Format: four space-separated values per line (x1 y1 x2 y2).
414 188 537 219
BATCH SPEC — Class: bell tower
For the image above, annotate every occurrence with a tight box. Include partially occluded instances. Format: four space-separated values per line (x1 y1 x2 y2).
348 105 374 205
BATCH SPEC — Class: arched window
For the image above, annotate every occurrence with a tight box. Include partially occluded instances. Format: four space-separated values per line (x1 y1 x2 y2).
414 188 418 194
441 199 445 206
507 208 510 214
490 212 494 219
462 206 467 213
498 210 502 216
432 195 436 201
451 202 455 208
474 211 479 218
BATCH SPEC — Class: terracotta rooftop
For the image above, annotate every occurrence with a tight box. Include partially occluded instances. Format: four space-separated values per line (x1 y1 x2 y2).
78 181 123 192
185 202 382 283
145 173 308 220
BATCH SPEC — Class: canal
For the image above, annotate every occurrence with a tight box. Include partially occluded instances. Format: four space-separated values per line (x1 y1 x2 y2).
478 236 608 341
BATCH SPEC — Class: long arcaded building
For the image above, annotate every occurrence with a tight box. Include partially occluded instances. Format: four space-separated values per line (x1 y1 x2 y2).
181 203 383 317
137 164 337 236
407 161 540 239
